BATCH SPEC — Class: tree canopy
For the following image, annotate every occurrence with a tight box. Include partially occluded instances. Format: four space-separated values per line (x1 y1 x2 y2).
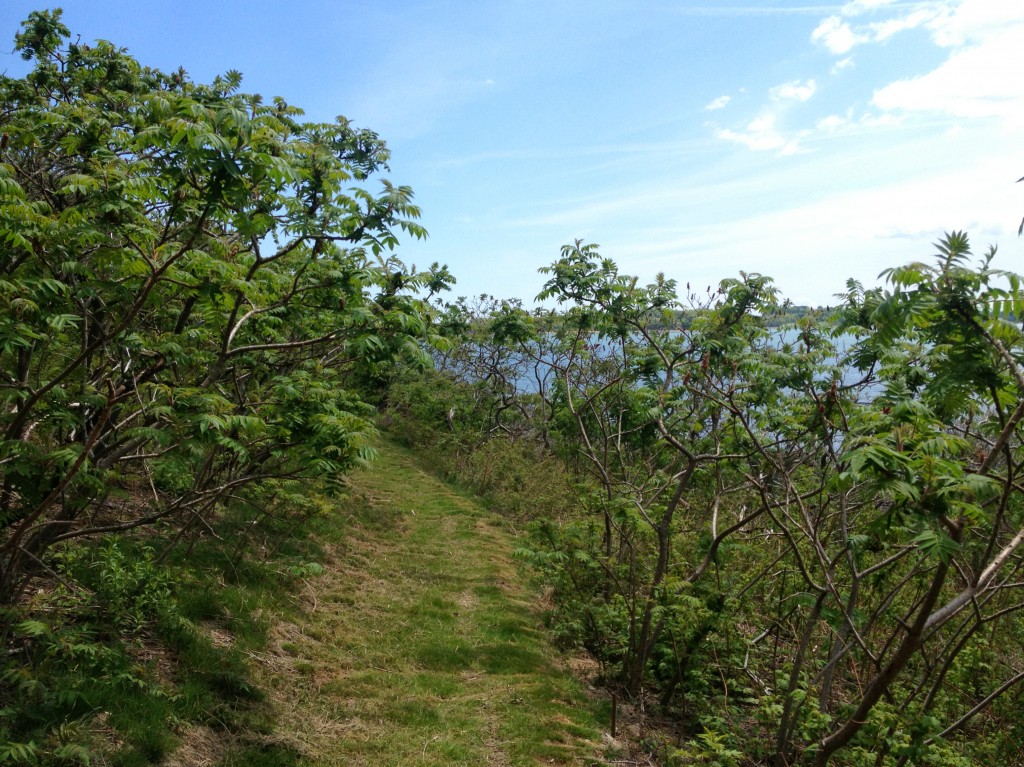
0 9 449 603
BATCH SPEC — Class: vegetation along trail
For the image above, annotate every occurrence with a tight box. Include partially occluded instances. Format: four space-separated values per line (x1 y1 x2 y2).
255 437 610 766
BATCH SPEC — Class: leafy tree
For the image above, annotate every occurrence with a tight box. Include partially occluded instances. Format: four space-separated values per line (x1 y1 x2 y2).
455 236 1024 764
529 241 783 697
797 233 1024 765
0 10 446 604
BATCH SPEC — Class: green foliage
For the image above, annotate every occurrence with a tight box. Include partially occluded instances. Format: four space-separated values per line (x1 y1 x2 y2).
409 233 1024 766
0 9 448 603
0 514 335 764
7 11 1018 764
57 541 178 635
0 11 453 764
671 728 744 767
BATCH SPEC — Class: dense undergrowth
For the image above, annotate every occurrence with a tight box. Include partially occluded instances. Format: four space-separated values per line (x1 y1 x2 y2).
1 494 335 765
383 244 1024 765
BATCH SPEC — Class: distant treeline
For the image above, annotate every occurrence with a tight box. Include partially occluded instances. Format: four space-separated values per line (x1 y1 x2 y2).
651 303 833 330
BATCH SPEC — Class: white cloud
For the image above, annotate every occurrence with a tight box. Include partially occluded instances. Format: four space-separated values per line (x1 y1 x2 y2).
926 0 1024 47
809 1 1024 137
715 110 804 155
858 112 904 128
812 15 867 54
812 2 955 54
815 107 901 134
817 114 849 132
712 81 816 155
831 56 855 73
601 145 1018 305
873 28 1024 124
705 95 731 111
771 79 817 101
869 8 939 41
841 0 901 15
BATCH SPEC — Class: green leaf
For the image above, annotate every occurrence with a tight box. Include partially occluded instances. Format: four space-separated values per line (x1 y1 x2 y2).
911 528 958 562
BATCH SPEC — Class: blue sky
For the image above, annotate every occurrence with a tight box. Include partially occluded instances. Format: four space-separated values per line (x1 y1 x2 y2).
4 1 1022 306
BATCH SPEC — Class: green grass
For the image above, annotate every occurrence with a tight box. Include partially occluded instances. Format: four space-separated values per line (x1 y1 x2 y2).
0 528 305 767
3 436 610 766
255 435 611 766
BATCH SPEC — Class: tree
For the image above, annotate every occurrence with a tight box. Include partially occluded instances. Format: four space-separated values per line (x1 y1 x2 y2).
506 237 1024 763
800 233 1024 765
528 241 783 697
0 11 447 604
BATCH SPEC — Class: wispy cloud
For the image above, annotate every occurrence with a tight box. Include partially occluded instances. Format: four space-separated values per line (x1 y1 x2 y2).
926 0 1024 46
810 1 1023 56
666 5 888 16
841 0 904 15
715 110 805 155
485 132 1016 304
816 114 849 132
873 28 1024 123
707 1 1022 159
831 55 855 73
835 2 1024 129
569 143 1016 304
770 79 817 101
712 77 817 154
800 0 1024 143
705 95 731 111
812 1 950 54
870 7 937 40
812 15 868 53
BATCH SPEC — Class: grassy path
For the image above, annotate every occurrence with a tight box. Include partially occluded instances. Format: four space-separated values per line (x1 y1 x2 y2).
259 438 610 766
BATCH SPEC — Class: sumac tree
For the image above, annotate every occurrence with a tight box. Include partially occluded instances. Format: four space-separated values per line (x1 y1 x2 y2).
0 11 447 604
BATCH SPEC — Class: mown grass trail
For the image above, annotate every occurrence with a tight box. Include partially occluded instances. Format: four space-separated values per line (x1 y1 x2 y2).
259 438 610 766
